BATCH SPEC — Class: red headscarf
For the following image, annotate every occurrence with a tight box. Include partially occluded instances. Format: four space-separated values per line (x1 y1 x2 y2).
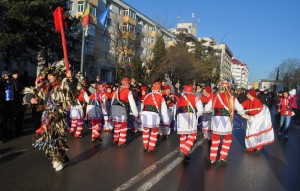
204 86 212 94
121 77 131 85
248 89 256 97
164 84 171 90
183 85 194 93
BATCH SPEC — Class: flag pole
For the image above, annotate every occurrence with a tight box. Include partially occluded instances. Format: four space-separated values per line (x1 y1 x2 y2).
80 27 86 74
80 0 88 74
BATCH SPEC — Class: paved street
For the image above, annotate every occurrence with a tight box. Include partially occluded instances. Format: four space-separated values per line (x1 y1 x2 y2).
1 112 300 191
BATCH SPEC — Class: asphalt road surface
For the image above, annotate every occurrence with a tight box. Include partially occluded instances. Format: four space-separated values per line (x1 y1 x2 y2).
1 112 300 191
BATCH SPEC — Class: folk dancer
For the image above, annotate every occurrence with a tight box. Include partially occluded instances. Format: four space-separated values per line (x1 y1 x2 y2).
160 84 178 137
133 86 148 132
175 85 203 160
103 84 113 131
204 81 244 165
199 86 215 140
86 83 108 142
111 77 138 146
69 88 89 138
140 82 169 152
241 89 274 152
24 60 75 171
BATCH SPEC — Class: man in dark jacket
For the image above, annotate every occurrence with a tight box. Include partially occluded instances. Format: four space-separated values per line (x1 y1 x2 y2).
0 71 16 140
257 89 273 109
11 70 25 136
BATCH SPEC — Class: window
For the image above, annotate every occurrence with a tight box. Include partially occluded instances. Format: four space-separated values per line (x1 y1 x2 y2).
90 6 96 17
124 9 136 19
150 38 156 44
122 56 132 64
78 2 84 12
122 24 136 34
68 1 74 11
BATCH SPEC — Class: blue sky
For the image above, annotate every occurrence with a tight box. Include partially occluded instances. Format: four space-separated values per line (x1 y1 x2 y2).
123 0 300 82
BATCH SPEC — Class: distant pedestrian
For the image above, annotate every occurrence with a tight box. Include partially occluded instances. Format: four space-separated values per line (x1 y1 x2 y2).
278 91 293 140
289 89 297 119
11 69 25 136
0 71 15 139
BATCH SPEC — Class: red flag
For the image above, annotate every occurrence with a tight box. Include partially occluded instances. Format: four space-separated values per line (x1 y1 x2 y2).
81 4 90 27
54 7 67 33
53 7 69 72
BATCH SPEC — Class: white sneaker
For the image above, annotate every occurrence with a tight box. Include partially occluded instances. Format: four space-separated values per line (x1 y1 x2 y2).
55 162 68 171
52 161 60 169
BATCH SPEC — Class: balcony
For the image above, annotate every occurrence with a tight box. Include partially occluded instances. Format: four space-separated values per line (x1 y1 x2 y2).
122 31 136 40
123 16 137 26
78 0 98 6
150 31 157 37
122 48 135 56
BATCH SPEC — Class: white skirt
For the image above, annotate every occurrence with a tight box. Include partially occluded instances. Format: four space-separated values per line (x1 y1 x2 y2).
211 116 232 135
86 104 102 120
245 106 274 149
140 111 161 128
201 113 212 139
70 106 84 119
176 113 197 134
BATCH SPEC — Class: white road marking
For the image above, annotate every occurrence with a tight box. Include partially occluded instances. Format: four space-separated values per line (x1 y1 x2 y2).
114 149 179 191
114 138 205 191
136 139 205 191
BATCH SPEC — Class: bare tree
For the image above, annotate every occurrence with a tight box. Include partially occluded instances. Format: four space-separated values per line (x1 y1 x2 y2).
270 58 300 90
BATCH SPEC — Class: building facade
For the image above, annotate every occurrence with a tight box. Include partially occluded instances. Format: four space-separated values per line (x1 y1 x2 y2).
68 0 176 82
259 79 284 91
169 22 198 52
231 58 249 88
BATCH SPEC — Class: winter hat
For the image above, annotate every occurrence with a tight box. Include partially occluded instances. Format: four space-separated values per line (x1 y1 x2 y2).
1 71 10 76
121 77 131 85
183 85 194 93
289 89 296 96
141 86 147 91
248 89 257 97
164 84 171 90
221 81 230 87
204 86 212 94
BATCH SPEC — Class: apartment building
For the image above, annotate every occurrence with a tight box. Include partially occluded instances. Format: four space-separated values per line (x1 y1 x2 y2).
197 37 234 83
169 22 198 52
215 43 233 82
68 0 176 82
231 57 249 88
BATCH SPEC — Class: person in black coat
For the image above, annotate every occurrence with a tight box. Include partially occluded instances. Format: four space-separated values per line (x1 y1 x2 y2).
0 71 16 140
11 70 25 136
